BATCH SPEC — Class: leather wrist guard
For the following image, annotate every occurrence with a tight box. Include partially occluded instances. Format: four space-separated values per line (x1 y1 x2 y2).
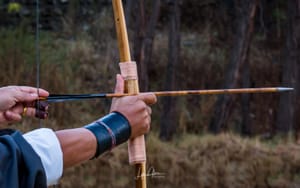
84 112 131 159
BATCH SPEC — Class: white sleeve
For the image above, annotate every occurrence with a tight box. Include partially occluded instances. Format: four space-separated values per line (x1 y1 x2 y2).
23 128 63 186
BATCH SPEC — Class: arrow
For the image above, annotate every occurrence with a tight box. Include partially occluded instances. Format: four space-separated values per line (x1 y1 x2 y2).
41 87 293 103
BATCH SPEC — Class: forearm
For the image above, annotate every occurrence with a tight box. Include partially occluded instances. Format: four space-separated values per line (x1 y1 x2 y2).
55 128 97 169
56 112 131 170
23 127 98 185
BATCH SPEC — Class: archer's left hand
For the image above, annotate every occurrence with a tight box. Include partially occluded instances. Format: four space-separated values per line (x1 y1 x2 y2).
110 75 157 139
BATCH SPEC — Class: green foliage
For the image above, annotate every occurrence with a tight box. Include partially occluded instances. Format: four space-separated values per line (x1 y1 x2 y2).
0 28 34 85
7 2 21 13
0 27 114 127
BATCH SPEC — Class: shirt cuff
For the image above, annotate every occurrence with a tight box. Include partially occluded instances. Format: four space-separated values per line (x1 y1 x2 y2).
23 128 63 186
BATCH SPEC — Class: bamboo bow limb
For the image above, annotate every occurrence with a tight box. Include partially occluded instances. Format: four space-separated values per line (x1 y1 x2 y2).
112 1 147 188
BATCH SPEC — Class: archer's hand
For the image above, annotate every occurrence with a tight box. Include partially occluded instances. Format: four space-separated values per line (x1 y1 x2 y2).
0 86 49 126
110 74 157 139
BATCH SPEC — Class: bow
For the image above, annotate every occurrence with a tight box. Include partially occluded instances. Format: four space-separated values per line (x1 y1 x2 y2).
32 0 145 186
112 1 147 188
32 1 293 187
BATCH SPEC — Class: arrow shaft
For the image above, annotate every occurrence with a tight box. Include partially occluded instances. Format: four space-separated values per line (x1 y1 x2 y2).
153 87 281 96
44 87 293 103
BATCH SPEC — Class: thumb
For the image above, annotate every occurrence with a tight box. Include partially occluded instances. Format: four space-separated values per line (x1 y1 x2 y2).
138 93 157 105
114 74 124 94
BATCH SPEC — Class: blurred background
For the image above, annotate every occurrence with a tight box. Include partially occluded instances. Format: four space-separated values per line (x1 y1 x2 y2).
0 0 300 187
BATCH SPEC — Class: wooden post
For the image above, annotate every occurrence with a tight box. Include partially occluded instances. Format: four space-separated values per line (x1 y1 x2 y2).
112 1 147 188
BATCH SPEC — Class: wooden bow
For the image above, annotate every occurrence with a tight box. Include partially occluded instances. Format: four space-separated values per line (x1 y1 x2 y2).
112 1 147 188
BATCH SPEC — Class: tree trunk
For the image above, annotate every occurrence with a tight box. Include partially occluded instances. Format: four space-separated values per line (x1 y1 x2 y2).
125 0 133 26
132 0 146 90
276 0 300 136
241 60 252 136
132 0 161 92
143 0 161 91
209 0 258 134
295 1 300 141
159 0 180 141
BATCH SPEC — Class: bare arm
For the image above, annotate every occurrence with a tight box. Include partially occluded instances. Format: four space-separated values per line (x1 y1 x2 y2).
55 128 97 169
55 75 156 169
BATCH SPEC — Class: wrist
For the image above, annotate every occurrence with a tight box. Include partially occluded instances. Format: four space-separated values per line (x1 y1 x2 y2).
84 112 131 159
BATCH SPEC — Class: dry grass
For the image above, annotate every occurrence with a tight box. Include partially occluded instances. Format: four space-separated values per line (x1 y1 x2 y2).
55 133 300 188
0 22 290 188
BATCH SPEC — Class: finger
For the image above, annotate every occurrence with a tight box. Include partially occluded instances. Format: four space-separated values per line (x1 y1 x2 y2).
35 110 49 119
24 107 48 119
137 93 157 105
4 111 22 123
114 74 124 94
14 87 49 103
19 86 49 97
145 117 151 132
146 106 152 115
24 107 36 117
35 101 49 111
14 91 39 102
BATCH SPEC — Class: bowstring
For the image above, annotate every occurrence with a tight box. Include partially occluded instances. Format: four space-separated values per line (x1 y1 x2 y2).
36 3 58 188
35 0 41 128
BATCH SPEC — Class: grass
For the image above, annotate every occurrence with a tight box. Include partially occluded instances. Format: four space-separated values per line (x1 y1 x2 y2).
0 25 292 187
56 133 300 188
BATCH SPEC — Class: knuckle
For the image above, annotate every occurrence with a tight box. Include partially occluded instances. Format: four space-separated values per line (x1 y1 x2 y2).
143 122 149 131
146 123 150 132
139 102 147 111
147 106 152 114
141 101 147 108
143 106 148 112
